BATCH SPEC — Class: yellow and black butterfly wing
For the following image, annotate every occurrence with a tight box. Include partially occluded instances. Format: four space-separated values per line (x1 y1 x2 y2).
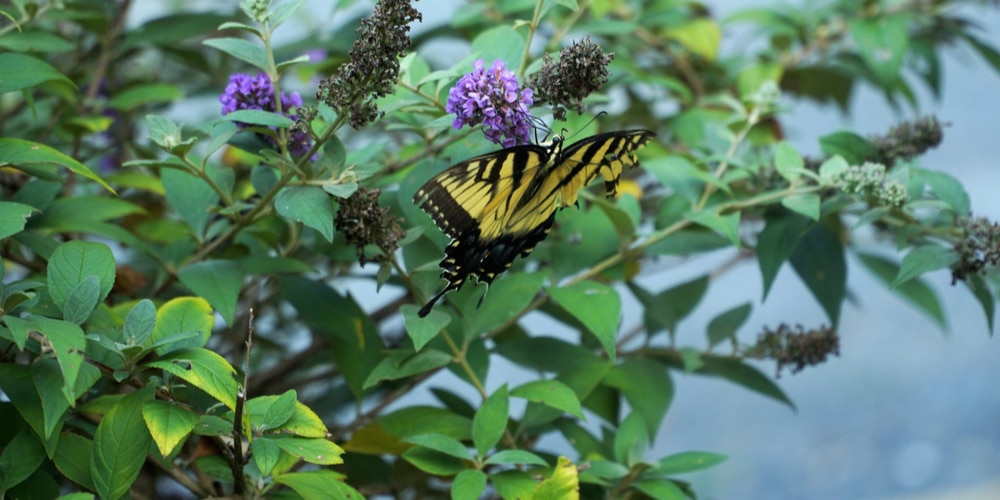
413 129 655 317
414 144 560 316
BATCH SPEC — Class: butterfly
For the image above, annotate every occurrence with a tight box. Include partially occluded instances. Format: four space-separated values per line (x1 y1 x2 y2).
413 129 655 317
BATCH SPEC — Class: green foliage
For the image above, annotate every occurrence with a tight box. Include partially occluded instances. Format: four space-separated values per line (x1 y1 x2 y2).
0 0 997 498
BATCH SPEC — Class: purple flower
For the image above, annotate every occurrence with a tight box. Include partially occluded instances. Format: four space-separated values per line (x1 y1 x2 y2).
446 59 533 147
220 73 312 157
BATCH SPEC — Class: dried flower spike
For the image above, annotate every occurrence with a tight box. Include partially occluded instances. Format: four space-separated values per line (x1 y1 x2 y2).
530 37 614 121
335 187 405 266
446 59 534 147
317 0 422 129
745 323 840 377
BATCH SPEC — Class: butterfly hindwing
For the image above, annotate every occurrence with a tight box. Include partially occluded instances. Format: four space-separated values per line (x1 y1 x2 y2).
414 129 655 317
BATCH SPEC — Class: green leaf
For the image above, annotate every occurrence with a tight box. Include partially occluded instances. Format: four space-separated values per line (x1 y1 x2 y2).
177 260 244 326
193 415 232 436
379 406 472 442
707 303 753 347
270 0 308 28
259 389 297 431
160 168 217 239
780 194 820 221
698 357 795 410
916 169 971 215
404 433 473 461
967 274 995 335
33 359 99 439
109 83 183 111
0 430 46 494
124 299 157 346
631 275 710 336
818 132 873 165
856 253 946 328
470 27 524 72
0 201 36 239
271 435 345 465
819 155 850 184
274 470 362 499
466 272 546 334
0 138 112 193
850 14 909 86
687 210 740 247
401 446 467 476
534 456 579 500
633 478 686 499
251 437 282 476
614 412 649 466
547 281 621 360
511 380 584 420
757 211 814 299
604 357 672 438
656 451 728 475
452 469 488 500
53 433 94 491
246 395 327 438
473 385 509 458
486 450 548 467
274 186 335 242
61 275 100 325
664 18 721 61
0 52 74 93
47 241 115 314
790 224 846 326
142 400 197 457
23 316 86 407
91 387 154 500
893 245 959 288
363 349 452 389
0 31 74 52
773 142 804 183
492 470 538 499
0 365 61 456
402 305 450 351
223 109 295 128
203 37 269 70
149 296 214 354
146 348 239 410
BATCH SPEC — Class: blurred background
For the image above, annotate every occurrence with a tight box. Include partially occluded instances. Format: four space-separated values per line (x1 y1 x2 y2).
136 1 1000 498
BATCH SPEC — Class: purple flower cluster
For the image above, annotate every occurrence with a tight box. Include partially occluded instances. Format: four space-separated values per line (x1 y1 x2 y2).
446 59 533 147
220 73 312 157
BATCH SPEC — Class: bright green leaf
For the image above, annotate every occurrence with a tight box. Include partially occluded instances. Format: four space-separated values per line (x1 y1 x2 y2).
665 18 721 61
142 400 197 457
486 449 549 466
687 210 741 247
893 245 959 288
402 305 450 351
511 380 584 420
274 470 362 499
149 296 214 354
61 275 100 325
404 433 473 461
274 186 335 242
0 138 112 193
547 281 620 360
0 201 36 239
401 445 467 476
91 387 154 500
53 433 94 491
203 37 269 70
452 469 488 500
613 412 649 466
271 435 345 465
146 348 238 410
47 241 115 314
534 456 580 500
781 194 820 221
473 385 509 458
0 52 74 93
774 142 804 183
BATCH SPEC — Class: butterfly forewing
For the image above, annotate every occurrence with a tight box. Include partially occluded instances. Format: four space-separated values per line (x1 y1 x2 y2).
413 129 655 317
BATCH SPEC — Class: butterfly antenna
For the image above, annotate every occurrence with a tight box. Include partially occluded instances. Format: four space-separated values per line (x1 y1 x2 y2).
566 111 608 141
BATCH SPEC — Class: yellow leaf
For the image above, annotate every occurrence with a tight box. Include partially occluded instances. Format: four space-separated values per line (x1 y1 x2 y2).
533 456 579 500
665 18 721 61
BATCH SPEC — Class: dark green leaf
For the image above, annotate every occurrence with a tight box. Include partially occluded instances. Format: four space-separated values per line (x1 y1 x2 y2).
401 446 467 476
53 433 94 491
0 430 46 493
631 275 710 336
23 316 86 407
47 241 115 314
108 83 183 111
818 131 873 165
91 387 154 500
0 365 61 456
780 194 820 221
485 449 548 466
633 478 686 499
613 412 649 466
604 357 673 438
363 349 452 389
123 299 157 346
0 30 74 52
967 274 995 335
223 109 295 128
473 385 509 457
849 15 909 86
707 303 753 347
687 210 740 247
274 186 335 242
452 469 488 500
856 253 946 328
790 223 846 326
494 335 602 374
697 357 795 410
757 211 814 299
61 275 100 325
177 260 243 326
893 245 958 288
547 281 621 360
160 168 217 238
380 406 472 441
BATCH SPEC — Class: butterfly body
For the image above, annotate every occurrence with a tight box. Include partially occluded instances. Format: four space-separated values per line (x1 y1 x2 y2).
414 129 655 317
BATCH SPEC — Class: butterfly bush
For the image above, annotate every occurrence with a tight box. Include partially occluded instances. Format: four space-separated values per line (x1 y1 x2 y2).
447 59 533 147
220 73 312 157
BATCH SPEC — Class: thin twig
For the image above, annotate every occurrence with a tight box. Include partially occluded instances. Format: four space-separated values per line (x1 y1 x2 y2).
230 309 255 495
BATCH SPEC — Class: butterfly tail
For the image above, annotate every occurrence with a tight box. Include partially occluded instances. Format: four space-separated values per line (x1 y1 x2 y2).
417 280 464 317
